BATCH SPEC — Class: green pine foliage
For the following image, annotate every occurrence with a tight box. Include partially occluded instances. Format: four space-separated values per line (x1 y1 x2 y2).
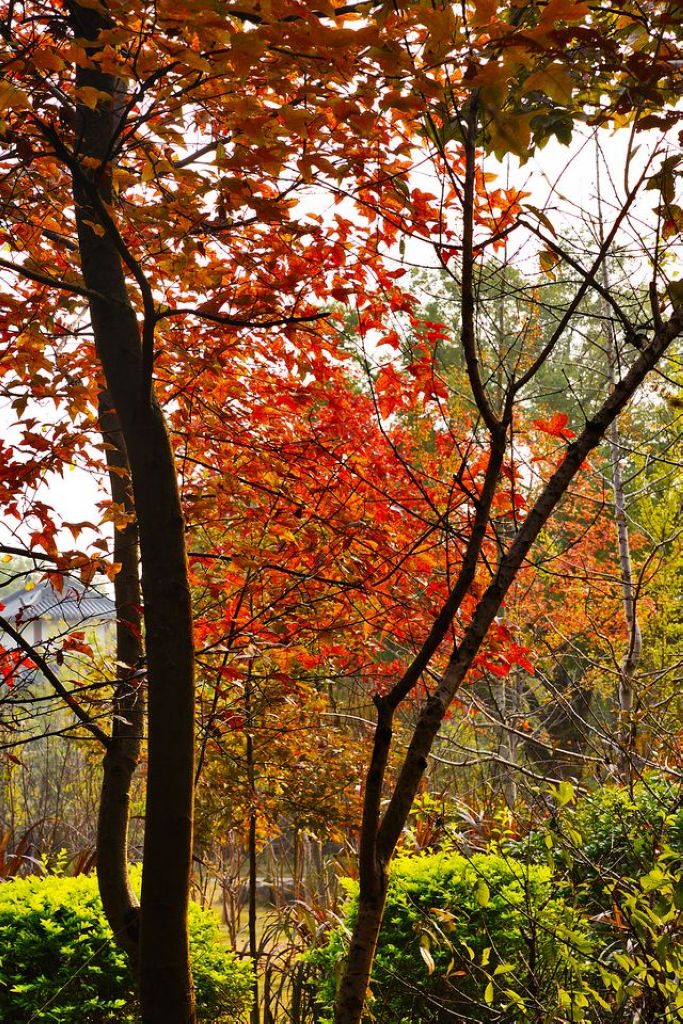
0 874 253 1024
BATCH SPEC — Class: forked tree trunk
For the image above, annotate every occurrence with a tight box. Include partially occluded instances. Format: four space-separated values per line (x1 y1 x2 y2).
332 313 683 1024
69 3 196 1022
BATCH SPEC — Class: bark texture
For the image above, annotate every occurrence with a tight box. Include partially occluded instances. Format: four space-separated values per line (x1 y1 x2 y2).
96 393 143 964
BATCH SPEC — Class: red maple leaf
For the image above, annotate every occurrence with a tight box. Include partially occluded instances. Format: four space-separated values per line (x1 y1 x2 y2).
532 411 576 439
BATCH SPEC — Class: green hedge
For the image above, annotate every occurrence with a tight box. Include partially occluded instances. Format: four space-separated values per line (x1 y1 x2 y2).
312 777 683 1023
514 773 683 892
312 850 595 1023
0 874 253 1024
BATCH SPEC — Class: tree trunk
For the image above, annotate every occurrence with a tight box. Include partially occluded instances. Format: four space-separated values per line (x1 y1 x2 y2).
245 667 260 1024
69 4 196 1021
96 393 143 965
604 321 642 771
523 657 595 781
597 149 642 773
497 677 518 808
333 869 389 1024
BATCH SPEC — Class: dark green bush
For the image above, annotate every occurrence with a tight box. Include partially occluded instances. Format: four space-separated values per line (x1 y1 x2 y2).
311 850 595 1023
0 874 253 1024
568 773 683 882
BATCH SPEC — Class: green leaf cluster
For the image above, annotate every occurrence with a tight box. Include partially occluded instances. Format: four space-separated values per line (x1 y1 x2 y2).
313 777 683 1023
511 774 683 1021
514 773 683 896
0 874 253 1024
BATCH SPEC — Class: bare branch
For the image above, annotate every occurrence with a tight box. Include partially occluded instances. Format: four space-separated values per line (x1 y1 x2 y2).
0 613 111 748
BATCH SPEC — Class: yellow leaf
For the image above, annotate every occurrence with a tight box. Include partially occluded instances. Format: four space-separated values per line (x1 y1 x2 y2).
476 880 491 907
83 218 105 237
230 30 266 69
487 111 532 160
557 780 575 806
180 48 211 72
524 204 557 237
76 86 110 110
539 0 589 26
525 63 573 105
539 249 559 275
0 79 31 111
32 49 66 73
112 167 136 191
423 4 457 42
280 105 314 132
419 941 435 974
422 5 459 59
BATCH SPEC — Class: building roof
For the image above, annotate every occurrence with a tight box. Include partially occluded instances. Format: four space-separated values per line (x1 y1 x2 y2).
1 578 115 626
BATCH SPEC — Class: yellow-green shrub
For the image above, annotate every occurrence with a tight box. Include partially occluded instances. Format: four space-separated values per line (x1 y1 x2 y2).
311 850 595 1023
0 874 253 1024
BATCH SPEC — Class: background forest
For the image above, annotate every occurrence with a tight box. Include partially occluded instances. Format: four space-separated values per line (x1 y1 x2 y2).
0 1 682 1023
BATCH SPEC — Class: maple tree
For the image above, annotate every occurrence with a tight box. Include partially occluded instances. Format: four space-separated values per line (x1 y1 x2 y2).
1 1 683 1024
314 4 683 1016
409 269 667 799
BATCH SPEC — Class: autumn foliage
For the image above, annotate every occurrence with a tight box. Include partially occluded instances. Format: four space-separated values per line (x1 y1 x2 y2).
1 1 683 1023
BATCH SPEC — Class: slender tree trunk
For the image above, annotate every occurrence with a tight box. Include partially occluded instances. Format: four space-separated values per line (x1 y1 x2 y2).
69 4 196 1021
248 806 260 1024
603 324 642 770
604 415 641 776
96 393 143 965
245 667 260 1024
333 866 389 1024
497 678 518 809
596 169 642 772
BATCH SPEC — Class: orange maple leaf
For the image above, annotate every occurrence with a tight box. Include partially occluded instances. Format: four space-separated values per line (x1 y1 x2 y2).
532 412 576 440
